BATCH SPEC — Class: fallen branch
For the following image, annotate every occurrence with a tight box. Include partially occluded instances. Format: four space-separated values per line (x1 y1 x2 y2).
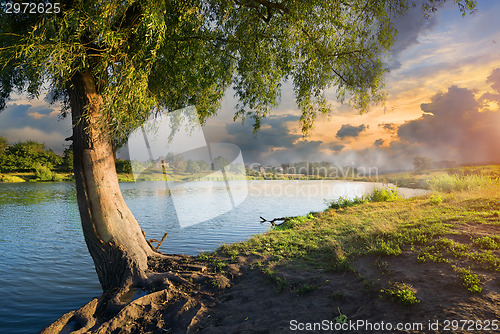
142 230 168 251
259 216 287 227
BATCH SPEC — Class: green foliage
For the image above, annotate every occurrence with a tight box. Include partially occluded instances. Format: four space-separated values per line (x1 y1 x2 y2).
1 0 476 140
213 156 229 171
61 147 74 172
472 236 500 250
327 196 369 209
0 136 7 156
335 308 348 324
115 159 133 174
429 194 443 205
0 174 25 182
369 187 401 202
262 267 287 294
326 187 401 210
453 266 482 293
186 159 201 174
0 140 62 172
295 283 319 295
380 282 420 305
34 165 58 181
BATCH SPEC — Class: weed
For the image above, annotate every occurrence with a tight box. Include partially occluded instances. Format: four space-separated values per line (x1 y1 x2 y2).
197 252 210 261
453 266 482 293
212 259 227 273
327 255 353 272
380 282 420 305
363 279 377 292
429 195 443 205
262 267 288 294
209 278 224 289
472 236 499 250
326 196 368 210
369 187 401 202
295 283 319 295
335 308 348 324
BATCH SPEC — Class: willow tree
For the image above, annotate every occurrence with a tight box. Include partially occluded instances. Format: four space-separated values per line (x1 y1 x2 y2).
0 0 475 327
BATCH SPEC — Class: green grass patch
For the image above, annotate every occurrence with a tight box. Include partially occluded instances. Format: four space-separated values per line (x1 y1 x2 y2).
472 236 500 250
453 266 482 293
380 282 420 305
427 174 495 192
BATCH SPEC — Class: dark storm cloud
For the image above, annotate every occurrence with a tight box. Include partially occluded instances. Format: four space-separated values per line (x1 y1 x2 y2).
396 73 500 163
336 124 366 139
330 144 345 152
223 114 325 164
0 102 71 152
0 103 66 133
379 123 397 132
389 4 438 69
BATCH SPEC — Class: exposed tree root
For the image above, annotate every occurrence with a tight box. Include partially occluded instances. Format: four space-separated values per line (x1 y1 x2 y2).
40 255 223 334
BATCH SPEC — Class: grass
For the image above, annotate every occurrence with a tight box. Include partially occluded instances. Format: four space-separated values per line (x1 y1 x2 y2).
427 174 495 192
371 164 500 190
212 174 500 296
0 171 74 182
453 266 482 293
380 282 420 305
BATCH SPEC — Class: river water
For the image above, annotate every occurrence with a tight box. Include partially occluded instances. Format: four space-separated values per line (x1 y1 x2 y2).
0 180 426 333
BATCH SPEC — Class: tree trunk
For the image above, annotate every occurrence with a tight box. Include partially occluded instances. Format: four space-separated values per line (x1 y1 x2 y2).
66 70 157 294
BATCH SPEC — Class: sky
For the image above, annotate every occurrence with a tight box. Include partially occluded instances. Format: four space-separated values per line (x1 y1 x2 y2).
1 1 500 172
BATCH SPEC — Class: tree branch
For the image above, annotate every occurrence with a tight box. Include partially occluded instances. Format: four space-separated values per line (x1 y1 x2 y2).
259 216 287 227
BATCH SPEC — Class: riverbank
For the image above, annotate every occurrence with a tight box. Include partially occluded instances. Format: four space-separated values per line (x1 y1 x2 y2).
43 177 500 333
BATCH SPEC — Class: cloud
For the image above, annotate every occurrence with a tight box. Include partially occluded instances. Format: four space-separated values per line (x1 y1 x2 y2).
374 139 385 147
379 123 397 132
486 68 500 93
0 101 71 153
329 144 345 152
221 113 325 164
396 72 500 163
389 4 438 69
336 124 366 139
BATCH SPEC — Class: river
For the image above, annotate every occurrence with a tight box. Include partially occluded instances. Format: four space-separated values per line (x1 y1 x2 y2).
0 180 427 333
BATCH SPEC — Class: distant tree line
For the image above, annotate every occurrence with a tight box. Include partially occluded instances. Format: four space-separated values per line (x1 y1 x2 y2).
0 136 132 175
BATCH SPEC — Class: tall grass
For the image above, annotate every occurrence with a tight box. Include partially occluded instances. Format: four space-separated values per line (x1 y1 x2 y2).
326 187 401 209
427 174 495 192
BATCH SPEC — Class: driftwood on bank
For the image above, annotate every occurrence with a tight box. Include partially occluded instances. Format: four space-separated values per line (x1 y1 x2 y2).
142 230 168 252
259 216 287 227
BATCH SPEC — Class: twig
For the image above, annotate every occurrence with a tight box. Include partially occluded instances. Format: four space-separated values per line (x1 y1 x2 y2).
142 229 168 251
155 233 168 251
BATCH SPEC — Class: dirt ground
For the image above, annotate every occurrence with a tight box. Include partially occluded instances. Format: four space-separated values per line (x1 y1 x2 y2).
194 251 499 334
43 246 499 334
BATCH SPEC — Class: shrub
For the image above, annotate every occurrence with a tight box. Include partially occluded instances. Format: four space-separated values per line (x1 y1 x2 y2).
369 187 401 202
429 195 443 205
34 165 55 181
326 196 368 209
453 266 482 293
380 282 420 305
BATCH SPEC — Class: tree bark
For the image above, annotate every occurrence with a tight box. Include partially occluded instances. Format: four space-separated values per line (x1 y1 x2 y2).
66 70 157 294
